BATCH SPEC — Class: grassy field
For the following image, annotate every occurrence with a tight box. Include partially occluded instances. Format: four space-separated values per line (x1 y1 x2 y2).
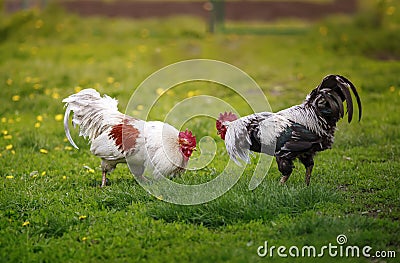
1 2 400 262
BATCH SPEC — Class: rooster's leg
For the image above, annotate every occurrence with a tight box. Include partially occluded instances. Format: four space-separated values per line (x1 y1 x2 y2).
299 155 314 186
100 160 114 187
277 157 294 184
101 170 107 188
305 165 313 186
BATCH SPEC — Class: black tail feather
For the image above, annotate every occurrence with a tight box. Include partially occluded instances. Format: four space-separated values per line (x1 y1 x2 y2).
337 75 362 122
313 74 362 123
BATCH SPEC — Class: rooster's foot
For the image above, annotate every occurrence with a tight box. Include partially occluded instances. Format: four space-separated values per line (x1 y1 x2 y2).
280 175 289 184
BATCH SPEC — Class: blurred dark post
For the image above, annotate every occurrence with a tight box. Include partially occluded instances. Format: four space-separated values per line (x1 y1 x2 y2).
20 0 47 10
22 0 29 9
208 0 225 33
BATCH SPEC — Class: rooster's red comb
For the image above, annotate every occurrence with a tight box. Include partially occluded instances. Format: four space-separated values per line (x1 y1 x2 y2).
179 129 196 147
218 112 238 122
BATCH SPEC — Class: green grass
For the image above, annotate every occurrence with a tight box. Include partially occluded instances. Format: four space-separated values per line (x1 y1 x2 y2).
1 3 400 262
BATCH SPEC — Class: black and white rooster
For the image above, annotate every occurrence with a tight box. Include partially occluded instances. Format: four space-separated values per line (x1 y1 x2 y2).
216 75 362 185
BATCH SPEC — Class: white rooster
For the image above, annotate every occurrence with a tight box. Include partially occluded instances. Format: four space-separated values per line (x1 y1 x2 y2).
63 89 196 187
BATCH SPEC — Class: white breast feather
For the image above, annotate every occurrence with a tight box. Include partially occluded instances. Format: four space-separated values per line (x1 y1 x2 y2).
142 121 186 178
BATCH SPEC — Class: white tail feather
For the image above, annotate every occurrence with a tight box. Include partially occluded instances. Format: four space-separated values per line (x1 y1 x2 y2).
63 89 123 149
224 120 252 165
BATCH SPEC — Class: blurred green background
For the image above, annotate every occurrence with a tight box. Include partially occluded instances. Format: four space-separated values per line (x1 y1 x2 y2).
1 0 399 262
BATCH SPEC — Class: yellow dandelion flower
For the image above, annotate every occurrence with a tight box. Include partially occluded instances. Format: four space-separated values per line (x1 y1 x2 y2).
41 171 46 176
113 82 120 88
79 215 87 220
141 28 149 38
4 135 12 140
81 237 88 241
36 115 44 122
156 88 164 95
35 19 43 29
87 57 95 64
6 78 13 86
56 23 64 32
6 175 14 179
55 114 63 122
319 26 328 36
1 118 6 123
64 146 73 151
126 61 133 69
5 144 13 150
166 90 175 96
74 86 82 93
389 86 395 92
62 175 67 180
39 148 48 154
22 221 30 227
386 6 395 16
12 95 20 102
138 45 147 53
11 150 15 155
2 130 8 135
297 73 304 80
107 77 115 84
63 138 68 142
187 91 195 98
87 169 95 174
33 83 42 90
136 105 144 111
52 92 60 99
31 46 38 55
0 153 3 157
34 122 41 128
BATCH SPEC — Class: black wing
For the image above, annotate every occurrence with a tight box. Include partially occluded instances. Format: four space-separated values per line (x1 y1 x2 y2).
276 122 323 158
